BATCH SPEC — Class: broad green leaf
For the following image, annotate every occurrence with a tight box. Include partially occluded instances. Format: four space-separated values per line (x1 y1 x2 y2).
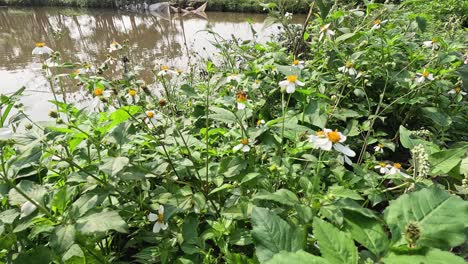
99 156 129 177
50 225 75 253
51 186 67 214
76 210 128 234
266 250 329 264
343 211 389 257
70 193 100 217
399 126 425 150
63 244 85 264
421 107 452 127
13 246 51 264
429 146 467 175
8 180 47 206
253 189 299 206
251 207 306 262
384 187 468 249
382 248 465 264
328 186 363 200
0 209 19 224
335 33 355 43
209 106 237 124
313 218 358 264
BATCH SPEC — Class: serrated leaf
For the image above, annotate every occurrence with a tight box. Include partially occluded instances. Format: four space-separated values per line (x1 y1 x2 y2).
8 180 47 206
50 225 75 253
99 156 129 177
429 146 467 175
209 106 237 124
253 189 299 206
313 218 358 264
251 207 306 262
76 210 128 234
384 187 468 249
265 250 329 264
382 248 465 264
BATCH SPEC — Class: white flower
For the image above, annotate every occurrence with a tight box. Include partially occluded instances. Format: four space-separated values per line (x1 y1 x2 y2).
0 128 13 140
157 66 177 79
32 42 54 55
308 129 356 158
145 110 163 124
91 88 112 111
338 61 358 76
371 19 387 30
285 12 293 20
279 75 304 94
373 144 384 153
256 119 265 128
292 59 304 69
20 201 37 219
423 38 439 50
319 24 335 41
233 138 251 153
415 69 434 83
387 163 411 178
226 73 241 83
148 205 168 233
374 162 390 174
108 41 122 53
236 91 247 110
125 89 140 103
448 87 467 96
252 80 261 89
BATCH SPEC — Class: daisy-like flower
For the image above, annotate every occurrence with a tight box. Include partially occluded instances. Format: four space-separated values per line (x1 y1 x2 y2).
20 201 37 219
371 19 388 30
423 38 439 50
157 65 177 79
448 87 467 96
0 128 12 140
319 23 335 41
125 89 140 103
148 205 168 233
176 69 184 76
145 110 163 123
292 59 304 69
233 138 251 152
32 42 54 55
285 12 293 20
415 69 434 83
256 119 266 128
108 41 122 53
252 79 261 89
374 143 384 153
308 129 356 158
279 75 304 94
236 91 247 110
226 73 241 83
338 61 358 76
374 162 390 174
387 163 411 178
91 88 112 111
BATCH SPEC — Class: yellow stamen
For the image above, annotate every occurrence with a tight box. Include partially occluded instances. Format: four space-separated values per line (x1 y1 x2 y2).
431 38 437 43
74 69 81 75
257 120 263 126
161 65 169 71
94 88 103 97
158 213 164 223
287 75 298 83
240 138 249 145
255 80 260 84
35 42 46 47
379 162 386 167
236 91 247 102
378 144 384 148
112 41 119 45
146 111 155 118
327 130 341 143
316 130 325 137
128 89 137 97
345 61 354 68
455 87 461 93
422 70 429 78
177 69 183 74
373 19 381 25
293 60 300 65
394 163 402 169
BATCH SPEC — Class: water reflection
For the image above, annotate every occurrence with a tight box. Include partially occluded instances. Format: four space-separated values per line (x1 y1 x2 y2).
0 7 303 121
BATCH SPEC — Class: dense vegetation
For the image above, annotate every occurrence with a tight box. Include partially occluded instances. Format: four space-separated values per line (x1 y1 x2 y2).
1 0 467 263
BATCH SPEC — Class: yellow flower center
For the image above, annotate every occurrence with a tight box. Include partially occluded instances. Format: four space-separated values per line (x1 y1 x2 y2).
94 88 103 97
422 70 429 78
287 75 298 83
455 87 461 93
327 130 341 143
316 130 325 137
379 162 386 167
320 24 328 32
158 213 164 223
240 138 249 145
112 41 119 45
128 89 137 96
345 61 354 68
255 80 260 84
74 69 81 75
293 60 300 65
394 163 402 169
257 120 263 126
161 65 169 71
35 42 46 47
431 38 437 43
84 63 91 69
373 19 381 25
236 91 247 102
378 144 384 148
146 111 155 118
177 69 183 74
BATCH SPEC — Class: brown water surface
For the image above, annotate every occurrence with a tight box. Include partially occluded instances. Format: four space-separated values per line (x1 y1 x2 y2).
0 7 303 121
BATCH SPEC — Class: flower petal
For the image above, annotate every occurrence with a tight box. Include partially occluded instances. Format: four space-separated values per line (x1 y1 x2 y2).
334 143 356 157
148 213 157 222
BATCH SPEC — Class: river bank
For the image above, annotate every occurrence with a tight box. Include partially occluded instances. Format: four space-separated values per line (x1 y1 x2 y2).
0 0 310 13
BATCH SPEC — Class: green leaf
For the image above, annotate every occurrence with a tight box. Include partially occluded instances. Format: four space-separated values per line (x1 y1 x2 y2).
0 209 19 224
429 146 467 175
265 250 329 264
421 107 451 127
343 211 389 257
399 126 425 150
76 210 128 234
328 186 363 200
313 218 358 264
251 207 306 262
50 225 75 253
382 248 465 264
209 106 237 124
70 193 100 217
335 33 355 43
99 156 129 177
62 244 85 264
8 180 47 206
253 189 299 206
384 187 468 249
415 16 427 32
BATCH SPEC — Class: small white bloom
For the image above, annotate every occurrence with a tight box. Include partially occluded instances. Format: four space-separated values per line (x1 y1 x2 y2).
108 41 122 53
374 162 390 174
90 88 112 111
338 61 358 76
448 88 467 96
308 129 356 158
233 138 251 153
226 73 241 83
32 42 54 55
285 12 293 20
157 66 178 79
0 128 13 140
236 91 248 110
279 75 304 94
292 59 304 69
125 89 140 103
387 163 411 178
415 69 434 83
373 144 384 153
319 24 335 41
20 201 37 219
148 205 168 233
252 80 261 89
423 38 439 50
371 19 387 30
256 119 265 128
145 110 163 124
